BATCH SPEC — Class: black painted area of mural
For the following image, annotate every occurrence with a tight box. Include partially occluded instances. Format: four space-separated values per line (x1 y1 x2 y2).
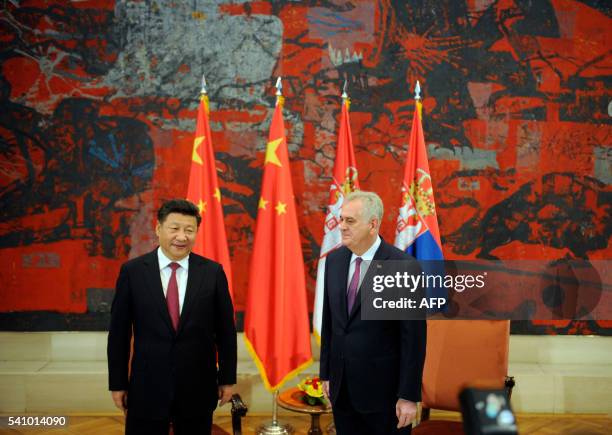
1 311 610 336
0 97 154 257
576 0 612 17
443 173 612 259
0 312 110 332
0 311 246 332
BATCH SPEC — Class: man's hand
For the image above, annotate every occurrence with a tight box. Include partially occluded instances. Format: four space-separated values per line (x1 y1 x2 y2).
111 390 128 415
396 398 417 428
218 385 234 406
322 380 330 400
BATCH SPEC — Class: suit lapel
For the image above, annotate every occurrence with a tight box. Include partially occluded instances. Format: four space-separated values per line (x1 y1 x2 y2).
348 240 391 322
177 254 203 336
143 249 175 334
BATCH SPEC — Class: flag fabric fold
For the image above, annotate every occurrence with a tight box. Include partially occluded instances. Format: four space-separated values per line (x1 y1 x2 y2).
244 96 312 391
187 93 234 298
394 98 443 260
313 97 360 341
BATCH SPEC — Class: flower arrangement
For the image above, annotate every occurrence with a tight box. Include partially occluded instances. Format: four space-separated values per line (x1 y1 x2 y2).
297 376 326 406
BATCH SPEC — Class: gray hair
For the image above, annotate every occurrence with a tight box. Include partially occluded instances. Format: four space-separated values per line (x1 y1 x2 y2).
345 191 384 227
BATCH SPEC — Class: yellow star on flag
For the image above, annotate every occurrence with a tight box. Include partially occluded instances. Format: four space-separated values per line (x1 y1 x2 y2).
275 201 287 215
192 136 204 165
198 199 207 214
258 197 268 210
213 188 221 202
265 137 283 167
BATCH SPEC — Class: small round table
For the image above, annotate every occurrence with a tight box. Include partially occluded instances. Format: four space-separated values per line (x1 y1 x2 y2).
277 387 332 435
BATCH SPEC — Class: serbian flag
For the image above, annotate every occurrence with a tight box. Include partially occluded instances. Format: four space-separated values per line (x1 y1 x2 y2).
313 95 360 342
244 86 312 391
394 91 443 260
186 88 234 298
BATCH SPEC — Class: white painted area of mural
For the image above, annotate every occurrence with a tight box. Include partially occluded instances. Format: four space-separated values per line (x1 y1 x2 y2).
106 1 283 124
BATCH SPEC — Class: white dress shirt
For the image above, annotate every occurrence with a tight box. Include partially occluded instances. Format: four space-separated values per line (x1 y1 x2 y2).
157 248 189 313
347 236 381 290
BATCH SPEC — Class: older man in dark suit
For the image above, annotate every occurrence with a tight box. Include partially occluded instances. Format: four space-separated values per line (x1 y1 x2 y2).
107 199 237 435
320 191 427 435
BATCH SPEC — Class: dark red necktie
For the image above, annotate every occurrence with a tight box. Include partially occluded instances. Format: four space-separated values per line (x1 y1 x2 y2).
347 257 362 314
166 262 180 331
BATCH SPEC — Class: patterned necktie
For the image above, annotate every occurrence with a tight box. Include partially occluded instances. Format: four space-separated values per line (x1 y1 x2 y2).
166 262 180 331
347 257 362 314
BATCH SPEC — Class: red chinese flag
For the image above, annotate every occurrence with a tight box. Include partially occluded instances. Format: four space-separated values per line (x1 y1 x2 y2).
244 97 312 391
186 94 234 298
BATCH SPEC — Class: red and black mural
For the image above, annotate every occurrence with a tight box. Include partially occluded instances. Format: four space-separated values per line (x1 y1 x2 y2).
1 0 610 334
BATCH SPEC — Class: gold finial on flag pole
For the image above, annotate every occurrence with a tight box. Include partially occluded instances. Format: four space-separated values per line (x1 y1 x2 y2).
342 79 350 110
414 80 422 119
275 77 284 107
200 74 209 111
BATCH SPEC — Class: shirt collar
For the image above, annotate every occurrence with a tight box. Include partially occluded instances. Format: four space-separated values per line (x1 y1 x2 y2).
350 235 381 264
157 247 190 271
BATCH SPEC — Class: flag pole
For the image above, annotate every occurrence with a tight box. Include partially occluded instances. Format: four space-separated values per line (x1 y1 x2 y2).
254 81 294 435
414 80 422 119
341 79 350 109
275 76 284 106
199 73 209 111
255 391 293 435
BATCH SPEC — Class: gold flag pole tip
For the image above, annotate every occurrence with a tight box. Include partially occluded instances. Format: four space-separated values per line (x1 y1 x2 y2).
275 77 284 106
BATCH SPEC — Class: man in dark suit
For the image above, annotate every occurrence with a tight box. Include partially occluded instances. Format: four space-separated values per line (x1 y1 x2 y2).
107 199 237 435
320 191 427 435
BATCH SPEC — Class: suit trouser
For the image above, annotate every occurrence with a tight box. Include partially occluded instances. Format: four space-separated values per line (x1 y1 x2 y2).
332 378 412 435
125 410 213 435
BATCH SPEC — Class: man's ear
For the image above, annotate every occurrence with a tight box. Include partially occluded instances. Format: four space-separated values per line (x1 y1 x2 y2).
370 218 379 233
155 221 161 237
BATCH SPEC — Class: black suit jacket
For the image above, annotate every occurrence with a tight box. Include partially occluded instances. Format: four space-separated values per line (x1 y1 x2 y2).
107 249 237 419
319 239 427 413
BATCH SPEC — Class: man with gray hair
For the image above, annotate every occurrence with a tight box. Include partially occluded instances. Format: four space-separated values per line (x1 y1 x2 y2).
320 191 426 434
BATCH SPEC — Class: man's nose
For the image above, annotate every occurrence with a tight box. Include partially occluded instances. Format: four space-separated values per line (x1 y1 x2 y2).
176 231 188 240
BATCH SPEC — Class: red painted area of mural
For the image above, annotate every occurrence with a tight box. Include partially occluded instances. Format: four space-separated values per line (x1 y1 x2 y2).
2 58 42 100
0 241 121 312
219 2 272 16
0 0 610 334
